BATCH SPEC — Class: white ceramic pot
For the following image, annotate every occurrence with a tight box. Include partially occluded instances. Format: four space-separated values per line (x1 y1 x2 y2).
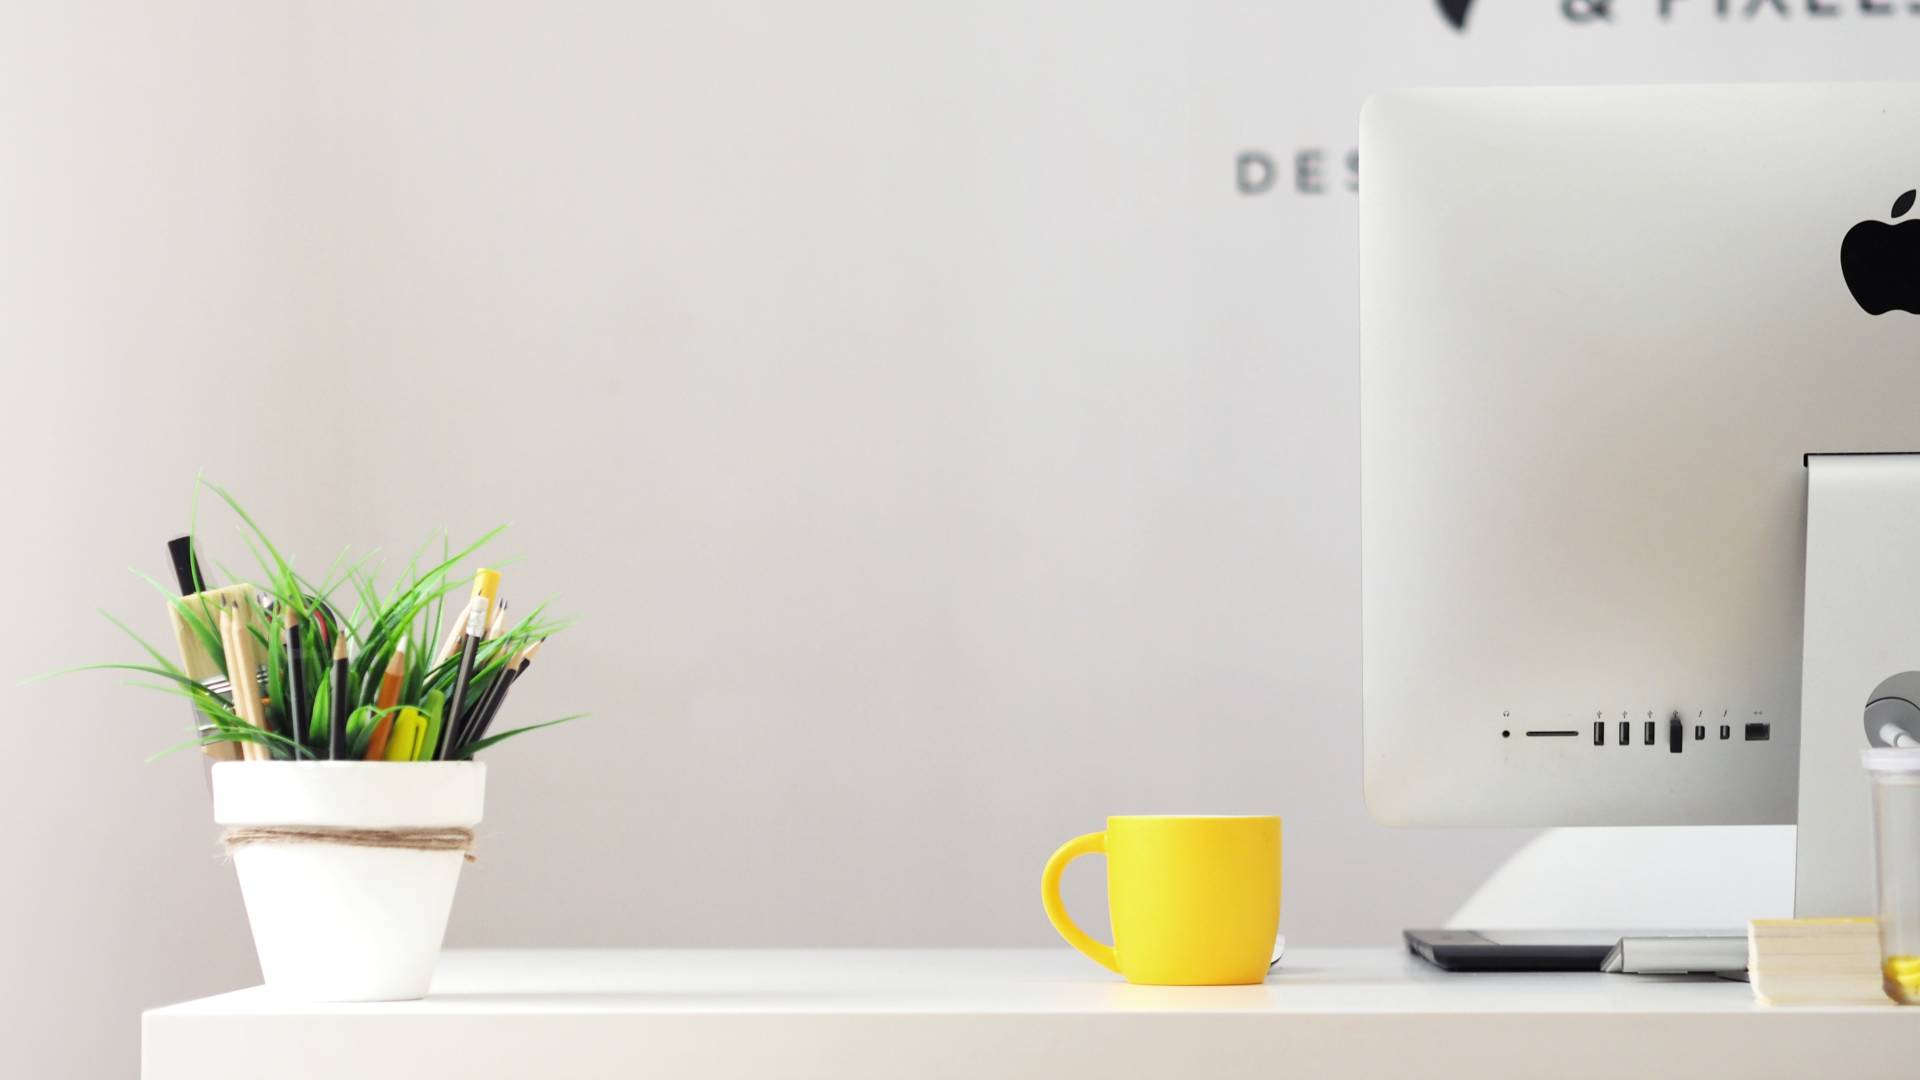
210 761 486 1002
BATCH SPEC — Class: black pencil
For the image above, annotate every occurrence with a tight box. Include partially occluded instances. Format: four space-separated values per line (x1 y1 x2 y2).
167 535 206 594
452 645 516 753
450 596 515 750
465 639 542 752
283 607 310 760
328 629 349 760
435 598 488 760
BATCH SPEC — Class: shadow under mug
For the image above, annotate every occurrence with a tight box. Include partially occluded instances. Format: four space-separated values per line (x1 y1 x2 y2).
1042 815 1281 986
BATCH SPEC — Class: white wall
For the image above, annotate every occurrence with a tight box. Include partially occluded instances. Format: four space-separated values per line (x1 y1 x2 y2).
8 2 1920 1075
4 5 314 1075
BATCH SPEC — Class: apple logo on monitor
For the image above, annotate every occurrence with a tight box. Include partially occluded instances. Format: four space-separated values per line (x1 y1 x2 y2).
1842 189 1919 315
1436 0 1475 31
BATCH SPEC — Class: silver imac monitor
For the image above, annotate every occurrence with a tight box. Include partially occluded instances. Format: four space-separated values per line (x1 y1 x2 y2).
1359 84 1920 829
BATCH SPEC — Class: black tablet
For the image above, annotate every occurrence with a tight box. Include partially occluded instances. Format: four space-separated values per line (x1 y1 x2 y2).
1404 929 1622 972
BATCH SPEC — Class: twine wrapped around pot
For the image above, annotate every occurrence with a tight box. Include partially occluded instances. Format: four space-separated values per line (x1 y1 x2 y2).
223 826 477 862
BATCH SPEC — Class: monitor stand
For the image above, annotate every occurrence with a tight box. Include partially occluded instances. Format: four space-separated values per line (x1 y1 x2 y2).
1795 453 1920 915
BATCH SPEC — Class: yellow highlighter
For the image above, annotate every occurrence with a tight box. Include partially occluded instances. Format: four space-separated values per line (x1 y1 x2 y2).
415 689 446 763
383 707 428 762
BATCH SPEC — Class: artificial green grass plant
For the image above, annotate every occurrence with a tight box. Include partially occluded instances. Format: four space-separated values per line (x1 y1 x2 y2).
52 478 580 761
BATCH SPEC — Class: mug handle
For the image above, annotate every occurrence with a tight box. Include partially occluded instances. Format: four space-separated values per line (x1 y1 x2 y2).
1041 831 1121 974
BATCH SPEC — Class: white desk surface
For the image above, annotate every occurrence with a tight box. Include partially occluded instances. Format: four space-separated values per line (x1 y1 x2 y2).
144 947 1918 1080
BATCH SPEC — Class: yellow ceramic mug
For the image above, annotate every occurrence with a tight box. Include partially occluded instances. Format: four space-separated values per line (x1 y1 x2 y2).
1042 815 1281 985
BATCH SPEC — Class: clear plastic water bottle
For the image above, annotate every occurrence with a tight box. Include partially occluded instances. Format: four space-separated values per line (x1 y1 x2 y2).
1863 748 1920 1003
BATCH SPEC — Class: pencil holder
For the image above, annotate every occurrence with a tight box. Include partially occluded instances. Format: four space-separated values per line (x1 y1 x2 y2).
210 761 486 1001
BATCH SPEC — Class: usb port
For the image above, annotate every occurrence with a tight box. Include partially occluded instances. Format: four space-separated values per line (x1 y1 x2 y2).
1720 724 1731 740
1695 724 1706 741
1619 721 1630 746
1594 721 1605 746
1644 721 1656 746
1745 722 1771 741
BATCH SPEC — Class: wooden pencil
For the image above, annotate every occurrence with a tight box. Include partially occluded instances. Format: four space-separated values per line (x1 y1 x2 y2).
216 605 245 760
217 604 246 760
220 603 266 761
433 596 477 666
234 604 274 759
364 639 408 761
